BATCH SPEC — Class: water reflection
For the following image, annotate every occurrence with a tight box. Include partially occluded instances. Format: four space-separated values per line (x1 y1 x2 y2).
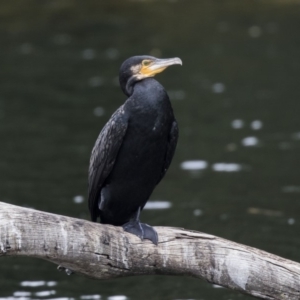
288 218 296 225
73 195 84 204
231 119 244 129
212 284 224 289
13 292 31 297
21 281 57 287
47 298 73 300
193 209 203 216
180 160 208 170
250 120 263 130
80 296 101 300
13 281 60 300
212 163 242 172
0 295 129 300
144 200 172 210
241 136 259 147
211 82 225 94
107 296 127 300
35 290 56 297
181 161 244 172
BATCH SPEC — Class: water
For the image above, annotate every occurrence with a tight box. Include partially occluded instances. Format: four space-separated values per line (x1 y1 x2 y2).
1 1 300 299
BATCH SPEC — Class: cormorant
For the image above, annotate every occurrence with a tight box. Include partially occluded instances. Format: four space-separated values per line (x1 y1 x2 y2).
88 55 182 245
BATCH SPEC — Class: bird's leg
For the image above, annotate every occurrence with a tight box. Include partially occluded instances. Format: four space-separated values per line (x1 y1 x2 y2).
122 207 158 245
122 207 144 239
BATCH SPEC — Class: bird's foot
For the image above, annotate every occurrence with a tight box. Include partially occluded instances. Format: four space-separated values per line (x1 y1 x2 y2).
122 221 158 245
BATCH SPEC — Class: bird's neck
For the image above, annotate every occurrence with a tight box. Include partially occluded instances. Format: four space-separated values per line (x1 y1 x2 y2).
125 78 170 115
133 78 166 98
124 76 136 96
122 77 166 98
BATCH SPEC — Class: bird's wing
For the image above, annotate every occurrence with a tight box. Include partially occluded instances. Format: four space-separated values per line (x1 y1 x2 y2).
88 106 128 221
157 120 179 185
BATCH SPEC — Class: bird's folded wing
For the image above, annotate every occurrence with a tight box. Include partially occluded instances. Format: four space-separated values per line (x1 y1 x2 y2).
156 120 179 185
88 106 128 221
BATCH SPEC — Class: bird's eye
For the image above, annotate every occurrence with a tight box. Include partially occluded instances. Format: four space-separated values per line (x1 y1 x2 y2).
142 60 151 67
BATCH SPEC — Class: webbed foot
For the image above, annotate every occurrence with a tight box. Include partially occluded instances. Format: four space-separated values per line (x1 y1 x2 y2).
122 221 158 245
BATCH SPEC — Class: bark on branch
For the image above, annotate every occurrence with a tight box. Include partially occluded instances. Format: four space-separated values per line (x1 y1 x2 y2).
0 201 299 299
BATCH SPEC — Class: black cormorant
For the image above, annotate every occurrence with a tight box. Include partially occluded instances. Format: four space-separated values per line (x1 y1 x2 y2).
88 55 182 245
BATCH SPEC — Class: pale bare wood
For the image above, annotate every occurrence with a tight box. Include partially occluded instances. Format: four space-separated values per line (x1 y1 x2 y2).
0 201 299 299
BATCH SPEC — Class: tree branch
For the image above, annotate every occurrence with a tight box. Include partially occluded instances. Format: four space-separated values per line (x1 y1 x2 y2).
0 201 299 299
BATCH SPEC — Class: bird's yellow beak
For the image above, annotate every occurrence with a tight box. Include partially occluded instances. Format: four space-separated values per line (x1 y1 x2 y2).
140 57 182 77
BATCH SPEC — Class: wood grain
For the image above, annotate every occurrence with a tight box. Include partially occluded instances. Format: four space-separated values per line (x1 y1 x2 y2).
0 201 299 299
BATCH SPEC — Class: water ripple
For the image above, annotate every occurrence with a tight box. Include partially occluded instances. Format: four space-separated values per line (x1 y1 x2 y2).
107 296 128 300
73 195 84 204
231 119 244 129
250 120 263 130
180 160 208 170
212 163 242 172
241 136 259 147
35 290 56 297
212 82 225 94
144 201 172 210
20 281 46 287
13 292 31 297
80 296 101 300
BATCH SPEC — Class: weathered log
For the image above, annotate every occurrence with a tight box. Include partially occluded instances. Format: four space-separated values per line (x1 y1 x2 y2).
0 201 299 299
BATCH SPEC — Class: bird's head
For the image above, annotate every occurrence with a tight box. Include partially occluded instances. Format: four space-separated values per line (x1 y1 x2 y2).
119 55 182 96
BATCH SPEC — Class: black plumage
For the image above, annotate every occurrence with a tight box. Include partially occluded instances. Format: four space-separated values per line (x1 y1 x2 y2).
88 55 182 244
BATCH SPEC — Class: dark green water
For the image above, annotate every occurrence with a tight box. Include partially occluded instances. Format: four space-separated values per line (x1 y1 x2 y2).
1 0 300 299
